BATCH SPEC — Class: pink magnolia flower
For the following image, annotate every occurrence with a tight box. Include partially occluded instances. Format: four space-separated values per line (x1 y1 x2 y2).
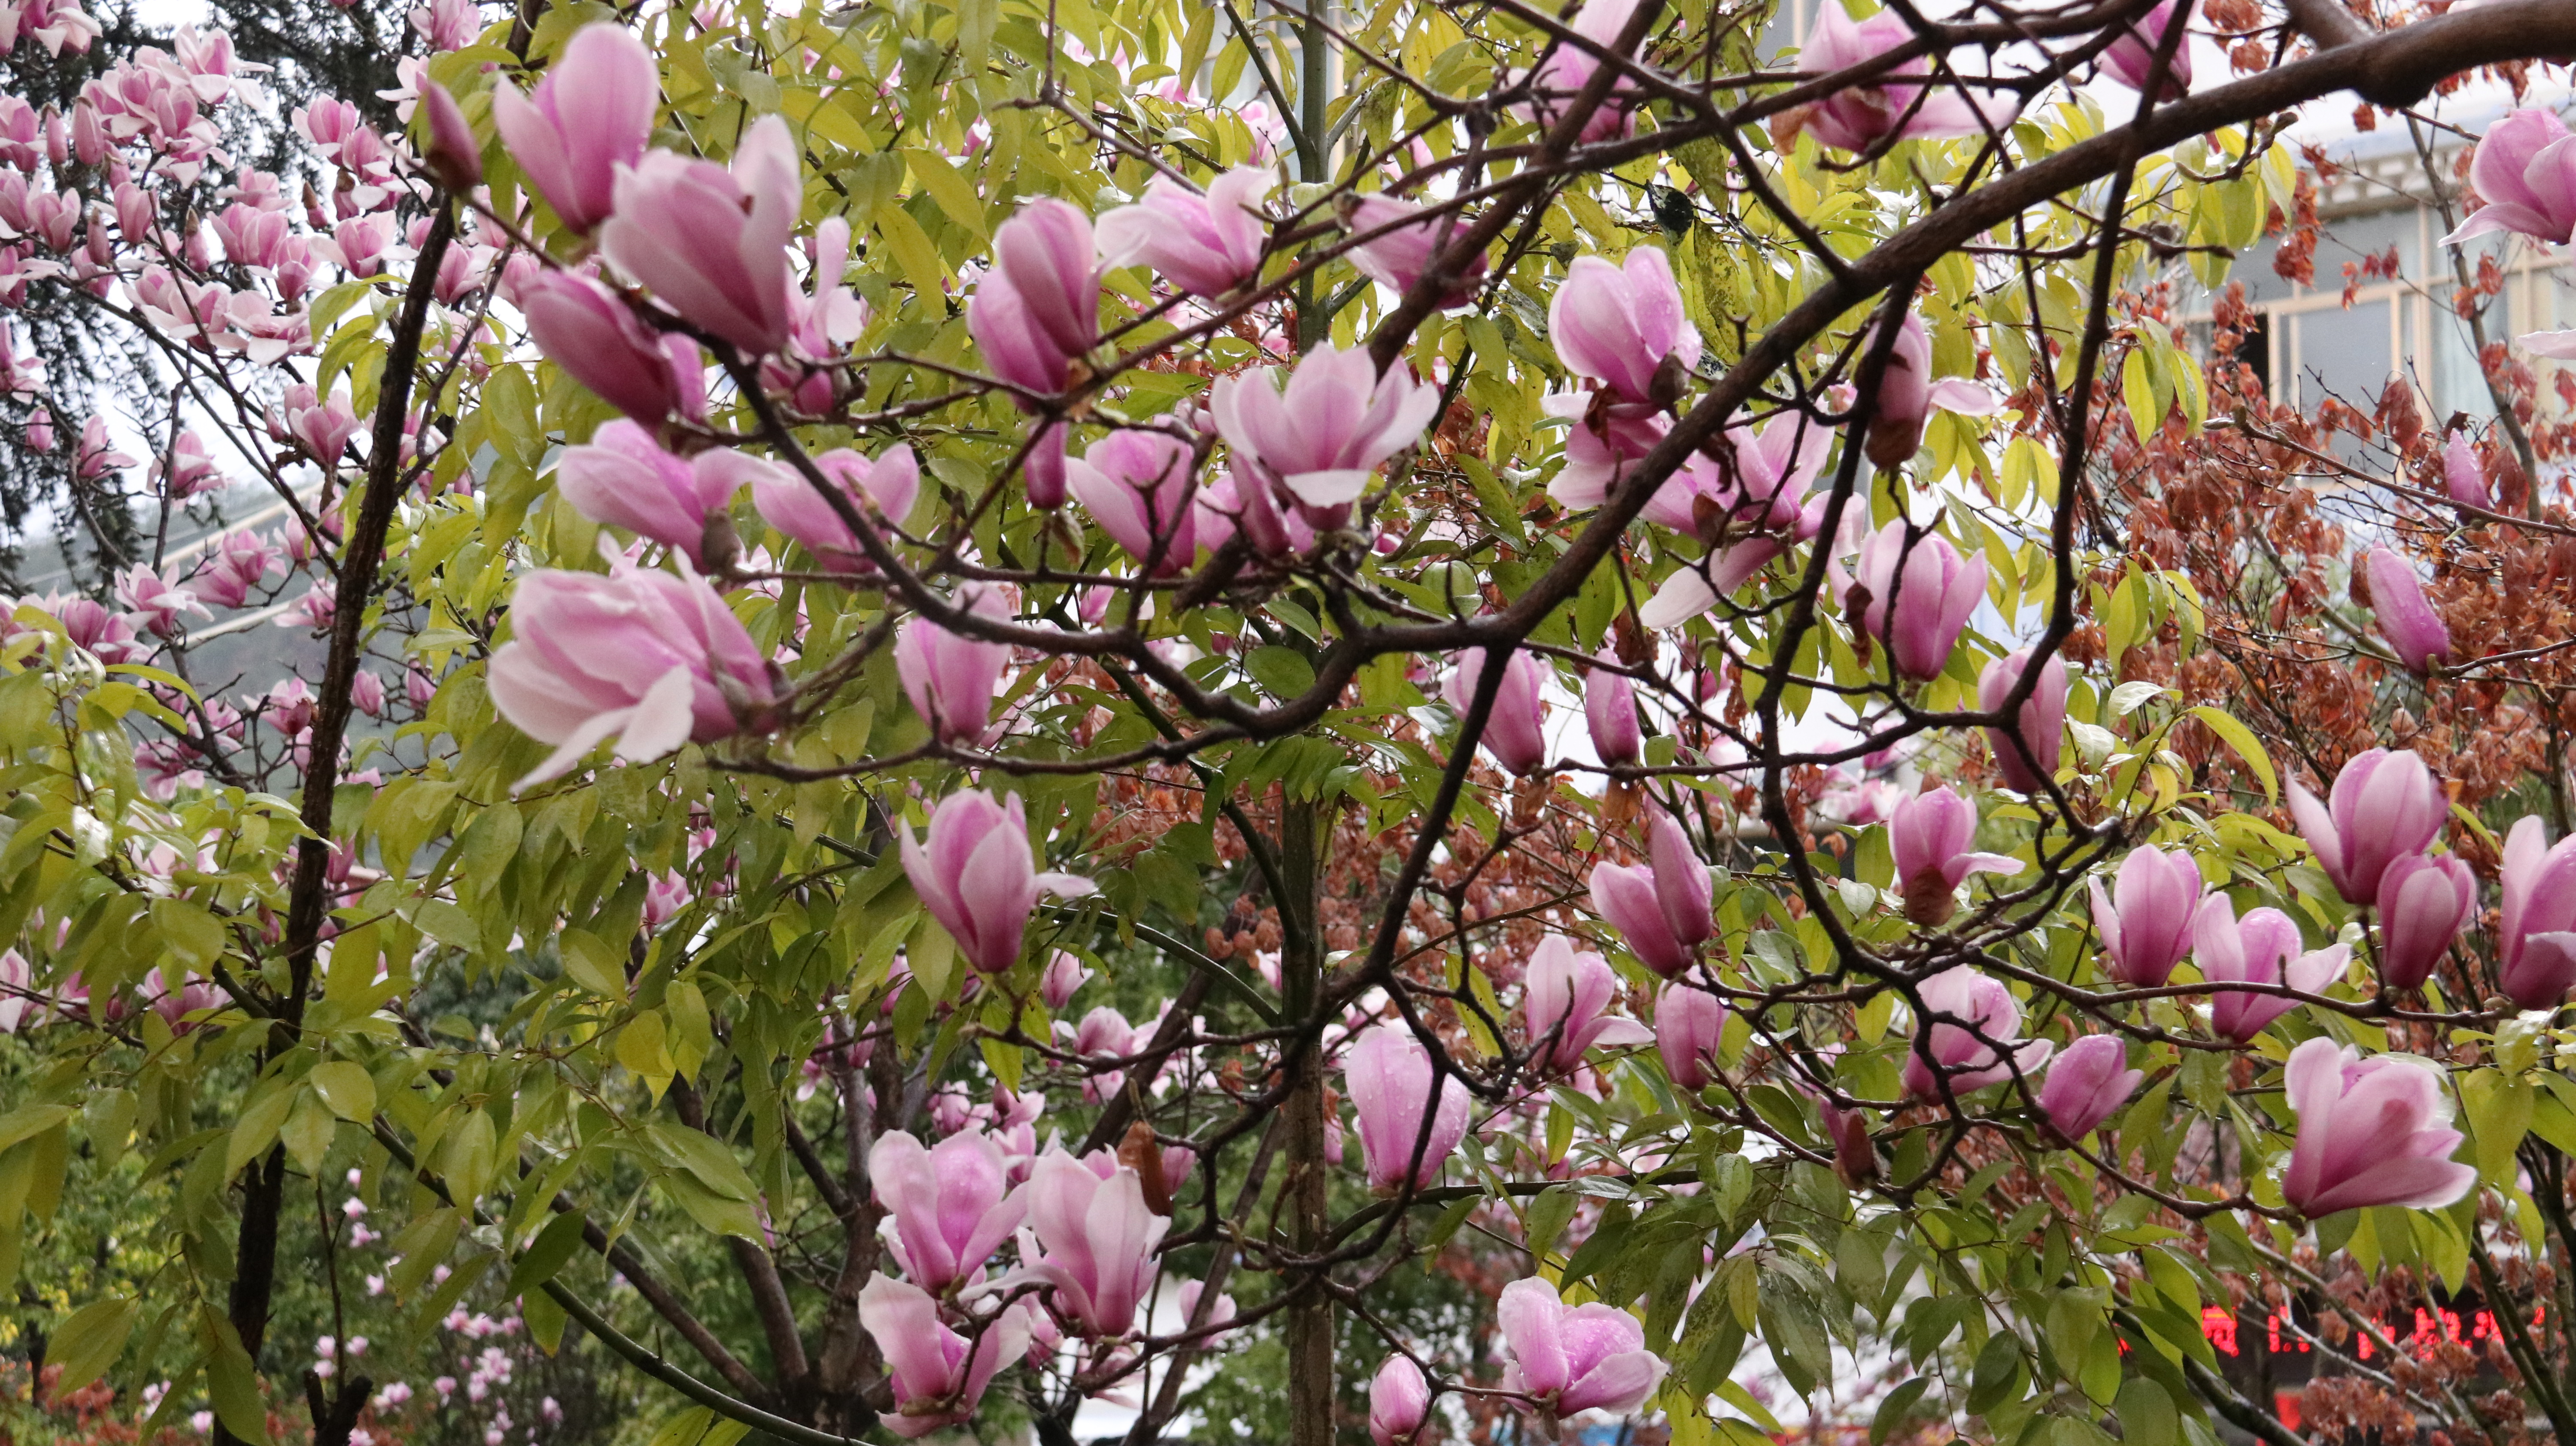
1495 1276 1667 1417
1343 1025 1472 1192
1095 167 1270 299
280 383 362 466
2038 1035 2141 1142
857 1277 1030 1438
1888 784 2020 925
896 584 1013 746
967 198 1098 395
751 445 918 569
2376 854 2476 992
2195 896 2347 1043
1443 645 1549 776
868 1128 1025 1293
1065 430 1200 575
1040 951 1090 1009
1210 342 1439 519
42 595 141 664
2442 107 2576 246
489 24 657 232
1863 312 1933 469
1842 520 1984 681
598 114 798 356
1584 652 1640 765
485 565 777 788
419 81 480 191
2088 845 2205 987
1900 966 2052 1099
1018 1148 1166 1337
1588 806 1713 978
2279 1036 2475 1217
2444 430 2492 510
1521 936 1651 1073
1342 193 1486 308
1654 980 1727 1092
1549 247 1699 407
2287 747 2447 905
2358 545 2451 674
556 421 773 568
519 270 697 427
1978 647 2068 793
2500 815 2576 1009
1522 0 1651 145
896 789 1094 976
1368 1355 1431 1446
1793 4 1988 154
116 565 209 637
2097 0 2192 99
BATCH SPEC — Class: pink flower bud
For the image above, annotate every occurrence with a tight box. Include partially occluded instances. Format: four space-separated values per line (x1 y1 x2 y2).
1653 981 1726 1092
1587 806 1712 978
1549 247 1699 407
489 24 656 233
2038 1034 2141 1142
1887 784 2021 925
2097 0 2192 99
2375 853 2475 992
2500 815 2576 1009
896 789 1093 975
2196 896 2346 1043
857 1277 1030 1437
1583 650 1640 766
1843 520 1984 681
895 585 1013 746
1342 193 1486 308
751 445 917 569
1442 645 1549 777
1343 1026 1471 1193
1521 936 1651 1073
1209 342 1439 524
1066 430 1200 575
598 115 799 356
1901 966 2051 1099
868 1128 1024 1292
1977 647 2067 793
418 80 480 192
556 420 771 569
2087 845 2204 988
520 270 687 427
1368 1356 1431 1446
2441 107 2576 248
2286 747 2447 905
2357 545 2452 674
2444 429 2493 510
1018 1148 1164 1337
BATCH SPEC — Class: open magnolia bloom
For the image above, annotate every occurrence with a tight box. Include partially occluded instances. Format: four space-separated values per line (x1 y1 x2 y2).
21 8 2576 1446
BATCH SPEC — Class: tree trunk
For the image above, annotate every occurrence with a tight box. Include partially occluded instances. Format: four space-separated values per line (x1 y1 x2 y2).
1279 800 1335 1446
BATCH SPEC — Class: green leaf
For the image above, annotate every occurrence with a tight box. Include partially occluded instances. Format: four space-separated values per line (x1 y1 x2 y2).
508 1209 592 1295
46 1297 138 1397
0 1104 70 1156
151 899 228 971
1244 646 1317 698
558 928 629 999
281 1091 337 1174
2114 1377 2179 1446
225 1087 296 1178
309 1062 377 1121
2463 1069 2533 1186
1966 1329 2025 1414
2187 705 2278 803
199 1308 271 1446
1869 1377 1931 1445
